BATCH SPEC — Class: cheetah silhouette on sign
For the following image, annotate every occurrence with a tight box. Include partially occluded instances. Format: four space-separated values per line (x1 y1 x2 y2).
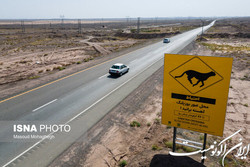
175 70 216 87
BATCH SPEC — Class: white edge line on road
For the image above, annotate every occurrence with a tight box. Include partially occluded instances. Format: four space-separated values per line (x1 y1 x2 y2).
3 57 164 167
3 22 216 167
3 22 216 166
98 73 109 79
67 56 163 124
32 99 58 112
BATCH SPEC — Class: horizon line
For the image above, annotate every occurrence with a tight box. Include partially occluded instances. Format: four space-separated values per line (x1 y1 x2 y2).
0 16 249 21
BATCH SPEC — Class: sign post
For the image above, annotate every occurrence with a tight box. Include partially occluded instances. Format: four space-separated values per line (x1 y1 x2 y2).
172 127 177 152
172 128 207 164
201 133 207 164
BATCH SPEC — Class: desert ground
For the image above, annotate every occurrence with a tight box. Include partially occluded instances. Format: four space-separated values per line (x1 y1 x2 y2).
0 18 202 99
47 18 250 167
1 18 249 167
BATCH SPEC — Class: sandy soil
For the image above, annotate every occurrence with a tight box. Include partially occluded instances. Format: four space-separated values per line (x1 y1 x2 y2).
49 18 250 167
0 30 144 99
0 20 194 99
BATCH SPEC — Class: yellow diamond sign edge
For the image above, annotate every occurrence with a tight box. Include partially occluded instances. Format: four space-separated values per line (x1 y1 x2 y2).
162 54 233 137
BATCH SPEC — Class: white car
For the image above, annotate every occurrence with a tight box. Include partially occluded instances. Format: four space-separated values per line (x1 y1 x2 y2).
163 38 170 43
109 63 129 76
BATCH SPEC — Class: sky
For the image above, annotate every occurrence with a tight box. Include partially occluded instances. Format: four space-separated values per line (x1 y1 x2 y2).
0 0 250 19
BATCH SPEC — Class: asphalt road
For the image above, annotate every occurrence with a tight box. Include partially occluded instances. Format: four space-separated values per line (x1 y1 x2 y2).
0 21 215 167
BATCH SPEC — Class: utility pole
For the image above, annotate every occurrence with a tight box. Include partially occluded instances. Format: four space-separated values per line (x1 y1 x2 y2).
137 17 140 34
126 16 130 29
155 17 158 25
200 19 204 37
60 15 64 29
21 20 25 33
78 19 82 34
126 16 129 23
100 18 104 27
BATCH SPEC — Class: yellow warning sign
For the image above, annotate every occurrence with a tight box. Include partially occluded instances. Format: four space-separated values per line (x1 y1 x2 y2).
162 54 233 136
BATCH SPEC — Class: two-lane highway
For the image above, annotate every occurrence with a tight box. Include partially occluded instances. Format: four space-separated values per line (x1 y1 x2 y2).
0 21 215 167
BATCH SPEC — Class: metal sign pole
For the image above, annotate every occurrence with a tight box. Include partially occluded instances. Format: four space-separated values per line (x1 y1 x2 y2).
173 127 177 152
201 133 207 164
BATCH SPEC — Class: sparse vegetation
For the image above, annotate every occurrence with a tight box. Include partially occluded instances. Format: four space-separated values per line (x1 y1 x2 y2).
240 76 247 80
119 160 127 167
164 141 173 148
130 29 137 33
243 103 248 107
219 157 230 167
152 144 161 151
83 58 90 62
130 121 141 127
157 112 161 117
181 145 196 153
154 118 161 124
164 141 196 153
28 75 40 79
19 60 27 64
201 42 250 52
141 29 161 33
58 66 66 71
